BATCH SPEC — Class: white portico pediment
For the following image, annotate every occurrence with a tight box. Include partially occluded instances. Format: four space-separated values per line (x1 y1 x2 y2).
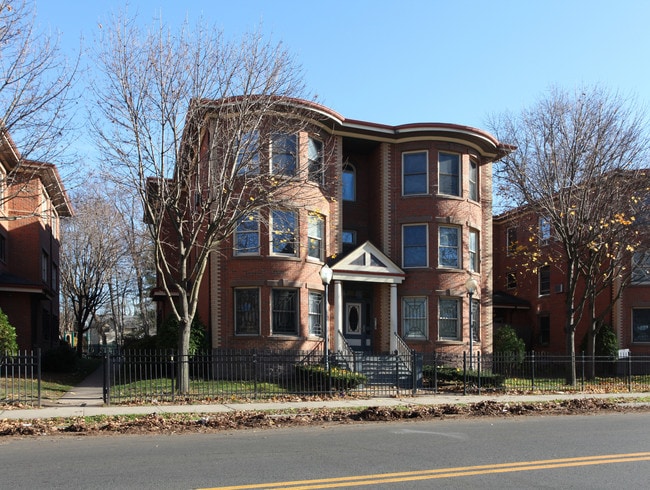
330 241 405 284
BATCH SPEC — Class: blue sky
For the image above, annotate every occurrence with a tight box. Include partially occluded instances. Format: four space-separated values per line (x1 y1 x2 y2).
34 0 650 132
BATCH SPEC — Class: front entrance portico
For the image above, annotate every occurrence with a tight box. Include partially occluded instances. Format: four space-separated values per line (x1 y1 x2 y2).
328 242 405 354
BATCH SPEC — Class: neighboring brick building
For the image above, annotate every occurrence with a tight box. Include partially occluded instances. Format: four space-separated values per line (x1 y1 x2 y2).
155 98 511 357
493 207 650 356
0 131 73 350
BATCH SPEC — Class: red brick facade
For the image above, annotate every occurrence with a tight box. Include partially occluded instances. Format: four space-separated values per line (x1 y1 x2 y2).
493 211 650 355
157 99 511 357
0 133 72 350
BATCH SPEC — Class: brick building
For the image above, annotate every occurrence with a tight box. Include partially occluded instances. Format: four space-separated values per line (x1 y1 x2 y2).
155 98 511 357
493 207 650 356
0 131 73 350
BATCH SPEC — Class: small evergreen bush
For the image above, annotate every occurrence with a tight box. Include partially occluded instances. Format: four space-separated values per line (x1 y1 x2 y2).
0 308 18 354
294 364 367 392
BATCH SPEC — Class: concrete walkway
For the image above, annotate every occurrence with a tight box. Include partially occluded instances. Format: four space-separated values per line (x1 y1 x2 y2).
1 367 647 420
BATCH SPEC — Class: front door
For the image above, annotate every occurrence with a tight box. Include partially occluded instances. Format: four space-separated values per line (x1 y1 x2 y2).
345 301 372 352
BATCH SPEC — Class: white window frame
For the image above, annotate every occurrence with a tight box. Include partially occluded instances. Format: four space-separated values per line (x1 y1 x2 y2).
271 132 297 176
539 217 551 246
438 225 460 269
506 227 517 256
402 150 428 196
469 229 479 273
234 212 260 256
402 223 428 268
632 251 650 284
271 288 299 336
438 152 461 197
402 296 428 339
538 265 551 296
307 137 324 184
236 130 260 175
234 288 260 335
438 297 460 340
271 209 298 257
308 290 324 337
469 159 478 201
307 212 324 261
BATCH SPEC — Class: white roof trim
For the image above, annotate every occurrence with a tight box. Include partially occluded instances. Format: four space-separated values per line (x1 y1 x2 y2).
331 241 405 284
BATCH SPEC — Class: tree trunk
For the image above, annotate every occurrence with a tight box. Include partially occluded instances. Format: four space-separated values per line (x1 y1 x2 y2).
565 327 577 386
75 320 85 358
177 318 192 393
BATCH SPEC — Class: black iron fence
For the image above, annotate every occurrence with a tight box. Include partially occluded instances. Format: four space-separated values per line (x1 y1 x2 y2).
103 349 650 404
0 350 41 407
422 351 650 395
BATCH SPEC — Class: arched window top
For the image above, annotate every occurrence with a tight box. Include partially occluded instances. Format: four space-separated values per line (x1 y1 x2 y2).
342 162 356 201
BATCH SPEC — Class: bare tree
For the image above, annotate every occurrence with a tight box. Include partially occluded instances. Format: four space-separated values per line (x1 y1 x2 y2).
91 13 333 391
0 0 78 208
60 189 123 357
491 86 650 384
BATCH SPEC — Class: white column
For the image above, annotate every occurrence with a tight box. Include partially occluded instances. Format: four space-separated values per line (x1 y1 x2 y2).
334 280 343 352
390 283 397 353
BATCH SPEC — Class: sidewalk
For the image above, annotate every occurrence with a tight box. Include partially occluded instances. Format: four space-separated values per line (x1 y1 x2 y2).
1 367 647 421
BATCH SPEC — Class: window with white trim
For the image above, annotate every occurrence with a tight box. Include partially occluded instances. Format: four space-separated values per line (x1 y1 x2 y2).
438 152 460 196
236 130 260 175
272 289 299 335
438 226 460 268
234 213 260 255
539 217 551 246
308 137 323 184
271 210 297 256
234 288 260 335
506 227 517 256
403 151 428 195
403 224 428 268
632 251 650 284
469 229 479 272
469 159 478 201
402 297 428 339
538 265 550 296
632 308 650 343
308 291 324 336
271 132 296 176
307 213 324 260
438 298 460 340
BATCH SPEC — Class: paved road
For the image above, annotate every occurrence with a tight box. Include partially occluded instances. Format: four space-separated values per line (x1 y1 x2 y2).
1 412 649 489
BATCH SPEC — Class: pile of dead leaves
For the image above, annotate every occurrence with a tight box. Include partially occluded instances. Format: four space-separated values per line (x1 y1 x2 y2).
0 398 646 437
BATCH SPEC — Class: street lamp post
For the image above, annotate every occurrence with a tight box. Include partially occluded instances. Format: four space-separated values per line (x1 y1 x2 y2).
465 276 479 371
320 264 333 370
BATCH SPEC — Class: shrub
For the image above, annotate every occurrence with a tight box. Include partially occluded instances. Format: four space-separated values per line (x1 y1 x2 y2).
422 365 505 388
42 343 79 372
294 364 367 392
0 308 18 354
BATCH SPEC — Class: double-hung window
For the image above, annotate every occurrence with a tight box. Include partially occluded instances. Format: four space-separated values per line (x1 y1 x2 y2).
632 251 650 284
308 291 324 336
403 224 428 268
438 298 460 340
469 159 478 201
403 151 428 195
236 130 259 175
538 265 551 296
41 251 49 283
439 226 460 268
469 229 479 272
506 227 517 255
271 210 297 256
271 132 297 176
632 308 650 343
438 152 460 196
308 213 324 260
539 217 551 246
272 289 299 335
234 288 260 335
234 213 260 255
308 137 323 184
402 297 427 339
471 298 480 341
